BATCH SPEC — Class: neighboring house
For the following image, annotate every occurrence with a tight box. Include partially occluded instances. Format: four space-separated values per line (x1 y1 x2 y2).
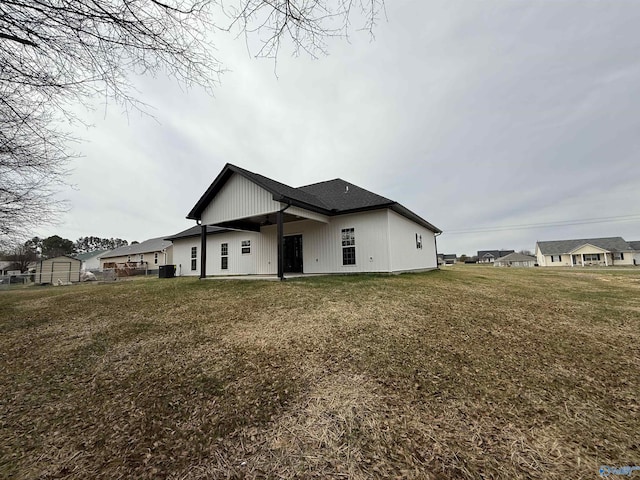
477 250 515 264
535 237 635 267
74 249 108 271
0 261 16 275
629 241 640 266
437 254 457 266
99 237 173 272
494 252 537 267
177 163 442 278
35 255 82 284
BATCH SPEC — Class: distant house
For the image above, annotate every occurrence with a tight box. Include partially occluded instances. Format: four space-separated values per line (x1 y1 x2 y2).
535 237 635 267
0 261 16 276
100 237 173 272
494 252 537 267
477 250 515 264
35 255 82 284
629 241 640 266
177 163 441 278
74 249 108 271
437 253 457 266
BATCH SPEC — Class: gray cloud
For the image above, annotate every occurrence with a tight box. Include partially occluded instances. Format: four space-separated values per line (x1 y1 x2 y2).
40 0 640 255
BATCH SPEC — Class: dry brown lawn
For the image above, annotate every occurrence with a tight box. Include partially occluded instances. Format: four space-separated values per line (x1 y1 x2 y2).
1 266 639 479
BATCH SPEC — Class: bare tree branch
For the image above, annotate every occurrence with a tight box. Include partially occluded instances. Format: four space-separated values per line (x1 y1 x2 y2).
0 0 384 243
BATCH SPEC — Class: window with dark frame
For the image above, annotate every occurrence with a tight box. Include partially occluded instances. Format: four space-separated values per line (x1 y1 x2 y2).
191 246 197 271
241 240 251 254
154 252 158 265
416 233 423 249
551 255 562 262
221 243 228 270
613 252 624 260
341 228 356 265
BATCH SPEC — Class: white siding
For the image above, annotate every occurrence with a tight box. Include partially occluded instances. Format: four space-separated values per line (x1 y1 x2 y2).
173 209 441 275
173 231 266 277
279 210 391 274
387 210 438 272
201 173 282 225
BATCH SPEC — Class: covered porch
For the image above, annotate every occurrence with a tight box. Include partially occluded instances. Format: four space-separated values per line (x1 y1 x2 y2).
198 207 329 280
568 244 611 267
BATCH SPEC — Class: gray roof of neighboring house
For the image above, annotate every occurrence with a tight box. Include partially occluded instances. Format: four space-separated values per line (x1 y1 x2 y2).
100 237 172 259
187 163 441 233
164 225 229 241
74 249 109 261
477 249 514 259
442 253 457 260
629 240 640 251
536 237 632 255
495 252 536 263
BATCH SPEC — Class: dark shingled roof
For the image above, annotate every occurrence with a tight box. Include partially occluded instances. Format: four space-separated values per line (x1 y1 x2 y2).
629 240 640 251
536 237 632 255
297 179 394 211
188 164 441 233
164 225 229 241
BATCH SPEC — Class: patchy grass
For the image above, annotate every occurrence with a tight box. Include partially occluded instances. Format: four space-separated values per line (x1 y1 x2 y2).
1 267 639 479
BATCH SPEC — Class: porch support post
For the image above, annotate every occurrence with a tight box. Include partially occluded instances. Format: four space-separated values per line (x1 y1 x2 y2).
200 224 207 279
581 254 584 267
277 210 284 280
604 253 608 266
570 255 574 267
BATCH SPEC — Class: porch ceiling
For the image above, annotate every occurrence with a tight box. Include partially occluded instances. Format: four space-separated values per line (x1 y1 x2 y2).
209 212 320 232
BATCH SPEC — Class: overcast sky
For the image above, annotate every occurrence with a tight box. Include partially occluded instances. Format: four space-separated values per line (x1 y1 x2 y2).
40 0 640 256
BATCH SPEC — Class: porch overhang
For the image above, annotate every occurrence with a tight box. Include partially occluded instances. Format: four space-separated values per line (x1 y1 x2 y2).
209 209 327 232
567 243 609 254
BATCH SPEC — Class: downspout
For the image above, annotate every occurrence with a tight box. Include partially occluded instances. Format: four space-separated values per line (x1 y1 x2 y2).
277 201 291 281
434 232 442 269
197 219 207 279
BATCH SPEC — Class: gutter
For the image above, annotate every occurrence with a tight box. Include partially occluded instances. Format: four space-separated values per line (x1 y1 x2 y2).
434 231 442 269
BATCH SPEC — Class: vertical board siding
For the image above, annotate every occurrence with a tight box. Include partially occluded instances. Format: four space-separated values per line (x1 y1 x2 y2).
387 210 437 272
293 210 391 273
173 231 265 277
173 209 439 275
201 174 281 225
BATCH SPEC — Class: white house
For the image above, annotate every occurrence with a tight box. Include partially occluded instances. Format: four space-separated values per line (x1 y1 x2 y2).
174 164 441 278
74 249 108 271
494 252 537 267
535 237 635 267
99 237 173 272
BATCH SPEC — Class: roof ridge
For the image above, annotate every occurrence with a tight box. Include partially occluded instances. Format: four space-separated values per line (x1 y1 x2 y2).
297 178 344 188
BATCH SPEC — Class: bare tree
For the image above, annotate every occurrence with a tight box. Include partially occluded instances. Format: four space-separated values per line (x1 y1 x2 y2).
1 0 384 243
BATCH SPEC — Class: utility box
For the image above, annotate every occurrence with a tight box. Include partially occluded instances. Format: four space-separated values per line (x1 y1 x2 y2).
158 265 176 278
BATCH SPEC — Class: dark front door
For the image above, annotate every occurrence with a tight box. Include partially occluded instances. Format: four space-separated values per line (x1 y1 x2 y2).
283 235 303 273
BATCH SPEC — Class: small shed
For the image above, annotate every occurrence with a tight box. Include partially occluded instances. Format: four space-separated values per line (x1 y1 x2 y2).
494 252 537 268
35 255 82 284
